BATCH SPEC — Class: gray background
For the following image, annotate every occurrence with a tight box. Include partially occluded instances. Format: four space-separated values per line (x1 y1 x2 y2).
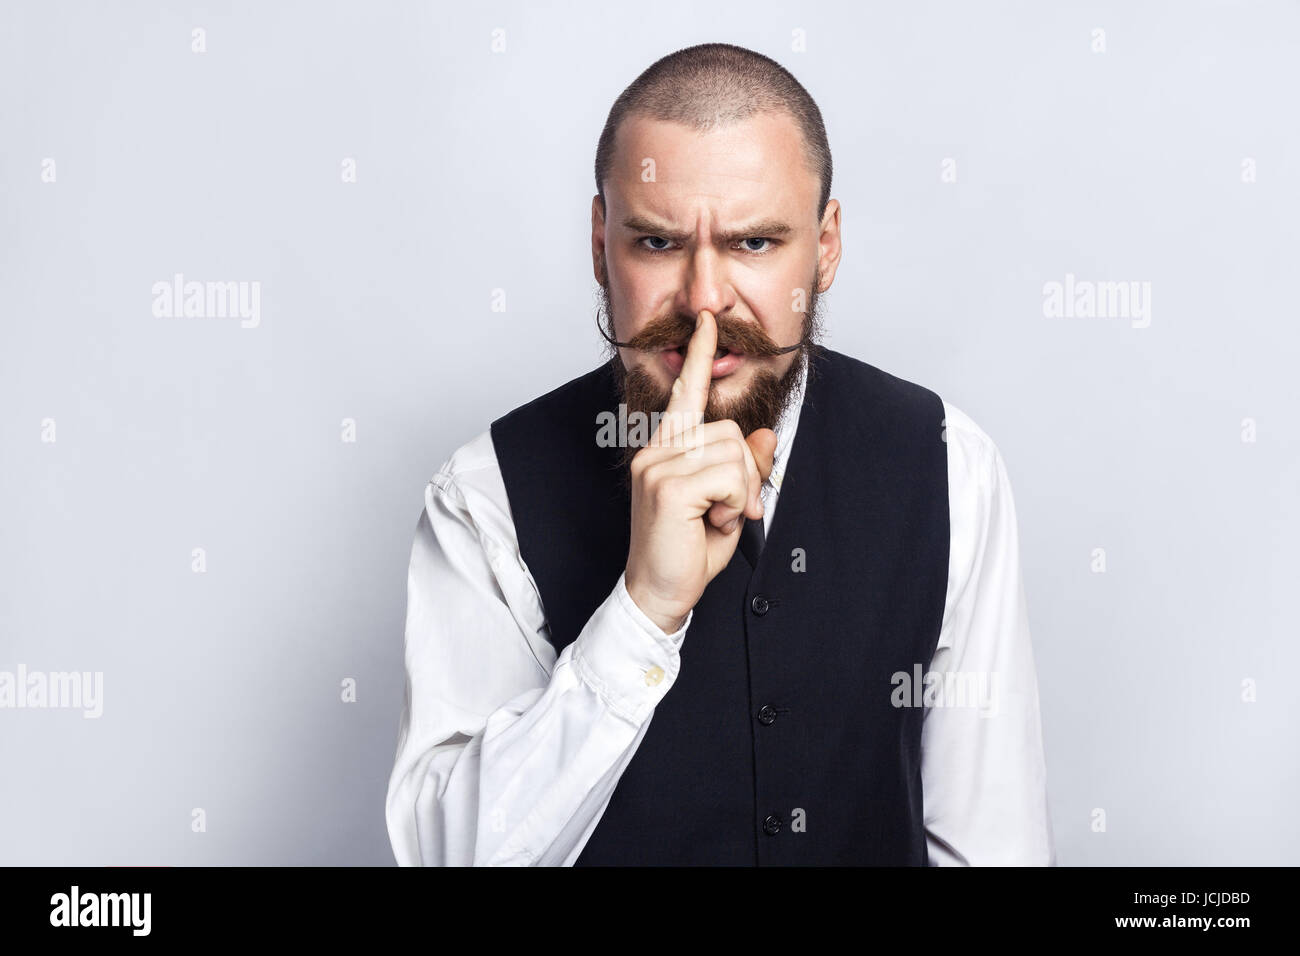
1 0 1295 865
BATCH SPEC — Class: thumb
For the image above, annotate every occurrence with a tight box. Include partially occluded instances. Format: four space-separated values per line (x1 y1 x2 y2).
746 428 778 485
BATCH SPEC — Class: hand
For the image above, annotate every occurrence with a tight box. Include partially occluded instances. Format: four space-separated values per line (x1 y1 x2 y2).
624 308 778 634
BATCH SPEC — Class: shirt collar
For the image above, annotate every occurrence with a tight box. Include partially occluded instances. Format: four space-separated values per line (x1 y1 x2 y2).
766 355 809 494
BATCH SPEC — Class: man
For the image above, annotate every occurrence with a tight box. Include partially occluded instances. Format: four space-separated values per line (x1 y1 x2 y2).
386 42 1055 866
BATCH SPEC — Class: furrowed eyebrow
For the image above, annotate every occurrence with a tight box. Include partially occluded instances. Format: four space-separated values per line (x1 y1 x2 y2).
620 215 794 245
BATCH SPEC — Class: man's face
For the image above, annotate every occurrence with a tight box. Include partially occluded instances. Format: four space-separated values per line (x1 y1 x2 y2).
593 111 842 438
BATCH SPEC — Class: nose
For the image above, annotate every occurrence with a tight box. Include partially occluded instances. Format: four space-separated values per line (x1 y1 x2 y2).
680 245 733 323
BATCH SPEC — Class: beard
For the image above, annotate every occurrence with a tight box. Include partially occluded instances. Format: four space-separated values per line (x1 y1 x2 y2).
598 265 825 467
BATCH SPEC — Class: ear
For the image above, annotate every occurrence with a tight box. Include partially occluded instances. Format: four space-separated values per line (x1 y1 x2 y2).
815 198 843 292
591 195 607 286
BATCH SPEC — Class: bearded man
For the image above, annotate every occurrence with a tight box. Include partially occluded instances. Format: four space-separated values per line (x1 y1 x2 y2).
386 42 1054 867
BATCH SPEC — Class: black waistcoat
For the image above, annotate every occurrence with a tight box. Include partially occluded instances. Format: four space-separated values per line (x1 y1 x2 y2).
489 347 950 865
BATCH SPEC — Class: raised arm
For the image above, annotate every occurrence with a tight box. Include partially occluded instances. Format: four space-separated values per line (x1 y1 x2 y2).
385 439 692 866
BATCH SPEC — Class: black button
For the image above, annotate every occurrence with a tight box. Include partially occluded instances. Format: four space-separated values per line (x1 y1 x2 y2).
750 594 770 616
757 704 777 725
762 814 783 836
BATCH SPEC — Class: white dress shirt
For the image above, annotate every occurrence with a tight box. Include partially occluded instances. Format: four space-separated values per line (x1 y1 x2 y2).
385 359 1056 866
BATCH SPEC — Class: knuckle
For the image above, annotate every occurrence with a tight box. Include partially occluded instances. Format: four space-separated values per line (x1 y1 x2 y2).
734 461 750 490
638 458 663 488
652 473 680 505
630 448 655 479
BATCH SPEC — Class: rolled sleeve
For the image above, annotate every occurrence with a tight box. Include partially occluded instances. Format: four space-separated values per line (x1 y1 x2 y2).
571 572 693 725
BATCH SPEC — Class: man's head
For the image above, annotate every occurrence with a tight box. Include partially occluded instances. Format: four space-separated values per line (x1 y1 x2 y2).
591 43 842 443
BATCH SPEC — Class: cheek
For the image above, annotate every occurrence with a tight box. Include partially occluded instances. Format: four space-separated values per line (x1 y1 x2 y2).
624 354 675 398
740 269 811 338
609 269 668 333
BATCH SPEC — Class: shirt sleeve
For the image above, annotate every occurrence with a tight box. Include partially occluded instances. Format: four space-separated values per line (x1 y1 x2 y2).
384 435 693 866
921 404 1056 866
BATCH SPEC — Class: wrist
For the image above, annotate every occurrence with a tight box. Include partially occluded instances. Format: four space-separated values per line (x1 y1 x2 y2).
624 575 689 635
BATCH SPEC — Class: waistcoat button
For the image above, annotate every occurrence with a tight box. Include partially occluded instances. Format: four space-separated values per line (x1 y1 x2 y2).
757 704 777 725
750 594 770 616
762 814 783 835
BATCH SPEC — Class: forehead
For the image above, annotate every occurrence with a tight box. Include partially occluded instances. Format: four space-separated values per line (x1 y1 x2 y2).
607 111 817 224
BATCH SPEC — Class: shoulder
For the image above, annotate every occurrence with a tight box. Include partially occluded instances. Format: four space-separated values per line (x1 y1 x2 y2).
426 429 516 547
940 399 1000 479
427 363 612 522
433 359 611 512
815 348 944 413
431 428 501 495
933 400 1023 650
813 349 1001 473
416 428 550 656
809 350 949 459
491 362 618 435
938 399 1021 568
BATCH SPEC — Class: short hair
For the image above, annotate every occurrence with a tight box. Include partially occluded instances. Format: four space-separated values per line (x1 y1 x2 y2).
594 42 833 223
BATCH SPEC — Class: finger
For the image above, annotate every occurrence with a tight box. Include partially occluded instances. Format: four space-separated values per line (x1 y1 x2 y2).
677 460 749 528
644 431 758 529
654 308 716 446
644 437 748 478
678 419 766 520
706 499 745 531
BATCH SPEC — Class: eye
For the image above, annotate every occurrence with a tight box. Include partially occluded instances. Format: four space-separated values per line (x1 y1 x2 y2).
635 236 674 254
739 237 777 255
635 236 779 256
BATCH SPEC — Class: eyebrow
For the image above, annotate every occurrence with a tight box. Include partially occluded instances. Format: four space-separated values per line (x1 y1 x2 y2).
620 214 795 244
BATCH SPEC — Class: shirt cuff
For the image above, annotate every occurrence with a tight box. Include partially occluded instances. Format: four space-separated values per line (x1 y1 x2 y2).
569 572 693 724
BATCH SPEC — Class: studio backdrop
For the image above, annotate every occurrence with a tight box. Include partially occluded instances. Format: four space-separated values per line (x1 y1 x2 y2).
1 0 1295 865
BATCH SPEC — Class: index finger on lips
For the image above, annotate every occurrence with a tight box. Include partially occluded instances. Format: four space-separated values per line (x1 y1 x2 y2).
654 308 715 447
